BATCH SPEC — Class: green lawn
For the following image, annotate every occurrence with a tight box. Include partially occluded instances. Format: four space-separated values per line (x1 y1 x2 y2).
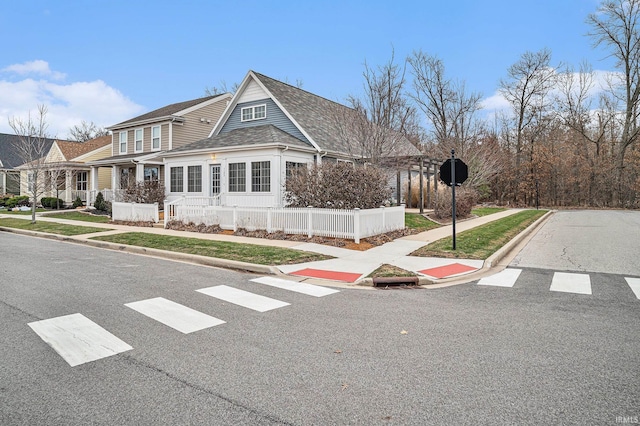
412 209 547 260
0 208 47 215
46 211 112 223
0 218 111 236
471 207 507 217
405 213 440 232
90 232 332 265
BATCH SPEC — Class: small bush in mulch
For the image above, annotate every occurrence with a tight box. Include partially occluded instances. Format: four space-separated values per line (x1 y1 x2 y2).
110 220 155 227
165 221 222 233
165 220 419 249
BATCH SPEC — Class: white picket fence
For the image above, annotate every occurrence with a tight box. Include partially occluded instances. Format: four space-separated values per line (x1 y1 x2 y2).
164 199 405 243
112 201 159 223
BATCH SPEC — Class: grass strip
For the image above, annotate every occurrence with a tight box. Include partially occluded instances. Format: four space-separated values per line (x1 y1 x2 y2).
405 213 440 231
412 209 547 260
0 208 47 215
471 207 507 217
45 211 112 223
0 217 110 236
90 232 332 266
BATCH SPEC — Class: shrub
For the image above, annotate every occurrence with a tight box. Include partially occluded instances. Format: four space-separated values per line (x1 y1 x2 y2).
284 162 392 209
121 180 166 205
5 195 30 209
72 196 83 208
94 192 106 211
41 197 64 209
433 186 478 220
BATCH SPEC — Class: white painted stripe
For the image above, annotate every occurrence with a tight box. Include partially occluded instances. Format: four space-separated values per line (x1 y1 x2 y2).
197 285 290 312
250 276 340 297
125 297 225 334
477 268 522 287
550 272 592 295
625 277 640 299
28 313 132 367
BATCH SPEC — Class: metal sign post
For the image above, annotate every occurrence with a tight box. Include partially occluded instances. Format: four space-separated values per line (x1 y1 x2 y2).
450 149 456 250
438 151 468 252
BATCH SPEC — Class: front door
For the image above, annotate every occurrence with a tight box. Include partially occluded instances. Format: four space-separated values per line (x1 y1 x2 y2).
211 164 221 196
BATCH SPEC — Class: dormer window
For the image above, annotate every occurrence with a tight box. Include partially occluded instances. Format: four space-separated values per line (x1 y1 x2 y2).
241 104 266 122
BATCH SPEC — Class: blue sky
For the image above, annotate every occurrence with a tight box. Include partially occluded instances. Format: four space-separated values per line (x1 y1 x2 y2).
0 0 613 138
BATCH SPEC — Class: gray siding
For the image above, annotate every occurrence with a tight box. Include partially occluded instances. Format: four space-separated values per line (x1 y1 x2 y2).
220 99 309 144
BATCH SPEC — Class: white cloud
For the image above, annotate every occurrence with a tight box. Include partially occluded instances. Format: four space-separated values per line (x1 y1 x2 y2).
0 62 144 139
2 60 66 80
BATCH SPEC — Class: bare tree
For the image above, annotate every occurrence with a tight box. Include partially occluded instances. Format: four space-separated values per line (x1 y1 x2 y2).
8 105 51 223
498 48 557 204
587 0 640 206
204 80 240 96
335 50 420 165
68 120 108 142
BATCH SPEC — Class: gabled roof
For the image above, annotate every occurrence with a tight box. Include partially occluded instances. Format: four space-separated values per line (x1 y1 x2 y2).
0 133 56 170
166 125 315 156
55 135 111 161
108 93 232 130
210 71 421 158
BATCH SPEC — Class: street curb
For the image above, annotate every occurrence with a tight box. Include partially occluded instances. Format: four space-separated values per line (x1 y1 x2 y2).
0 226 280 276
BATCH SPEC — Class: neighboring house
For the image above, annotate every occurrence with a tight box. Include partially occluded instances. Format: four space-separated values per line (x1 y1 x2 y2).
86 93 232 198
0 133 56 196
161 70 422 207
17 136 111 205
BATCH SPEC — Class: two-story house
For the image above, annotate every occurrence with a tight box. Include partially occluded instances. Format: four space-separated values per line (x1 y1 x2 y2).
0 133 56 196
87 93 232 199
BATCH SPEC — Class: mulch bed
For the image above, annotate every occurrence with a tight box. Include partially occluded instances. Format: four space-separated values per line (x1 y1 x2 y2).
162 220 420 250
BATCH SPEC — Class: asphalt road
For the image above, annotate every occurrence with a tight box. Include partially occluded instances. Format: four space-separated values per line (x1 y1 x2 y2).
510 210 640 275
1 216 639 425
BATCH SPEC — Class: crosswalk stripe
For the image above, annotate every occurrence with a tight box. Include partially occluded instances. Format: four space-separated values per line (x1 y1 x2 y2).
550 272 592 295
196 285 290 312
28 313 133 367
477 268 522 287
250 276 340 297
125 297 226 334
625 277 640 299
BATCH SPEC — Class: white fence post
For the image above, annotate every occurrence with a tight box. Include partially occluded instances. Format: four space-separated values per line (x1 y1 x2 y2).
267 207 272 233
233 205 238 232
381 206 386 230
354 208 361 244
307 206 313 238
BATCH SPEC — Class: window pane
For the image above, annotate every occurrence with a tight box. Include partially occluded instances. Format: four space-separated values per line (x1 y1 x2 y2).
254 105 266 119
170 167 183 192
119 132 127 153
152 126 160 149
251 161 270 192
241 107 253 121
187 165 202 192
229 162 246 192
135 129 143 152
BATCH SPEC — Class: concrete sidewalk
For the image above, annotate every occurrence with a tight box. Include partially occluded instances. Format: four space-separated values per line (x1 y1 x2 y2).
0 209 550 287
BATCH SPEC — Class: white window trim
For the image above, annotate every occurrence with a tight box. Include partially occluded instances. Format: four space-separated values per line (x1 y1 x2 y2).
119 132 127 154
134 128 144 153
151 125 161 151
240 104 267 122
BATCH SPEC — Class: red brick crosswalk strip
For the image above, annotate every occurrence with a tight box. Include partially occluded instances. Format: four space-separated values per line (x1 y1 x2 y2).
290 268 361 283
418 263 477 279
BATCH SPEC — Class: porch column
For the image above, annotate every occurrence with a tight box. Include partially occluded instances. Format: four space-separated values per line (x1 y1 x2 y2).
136 163 144 182
65 169 73 204
90 167 99 191
111 165 118 190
